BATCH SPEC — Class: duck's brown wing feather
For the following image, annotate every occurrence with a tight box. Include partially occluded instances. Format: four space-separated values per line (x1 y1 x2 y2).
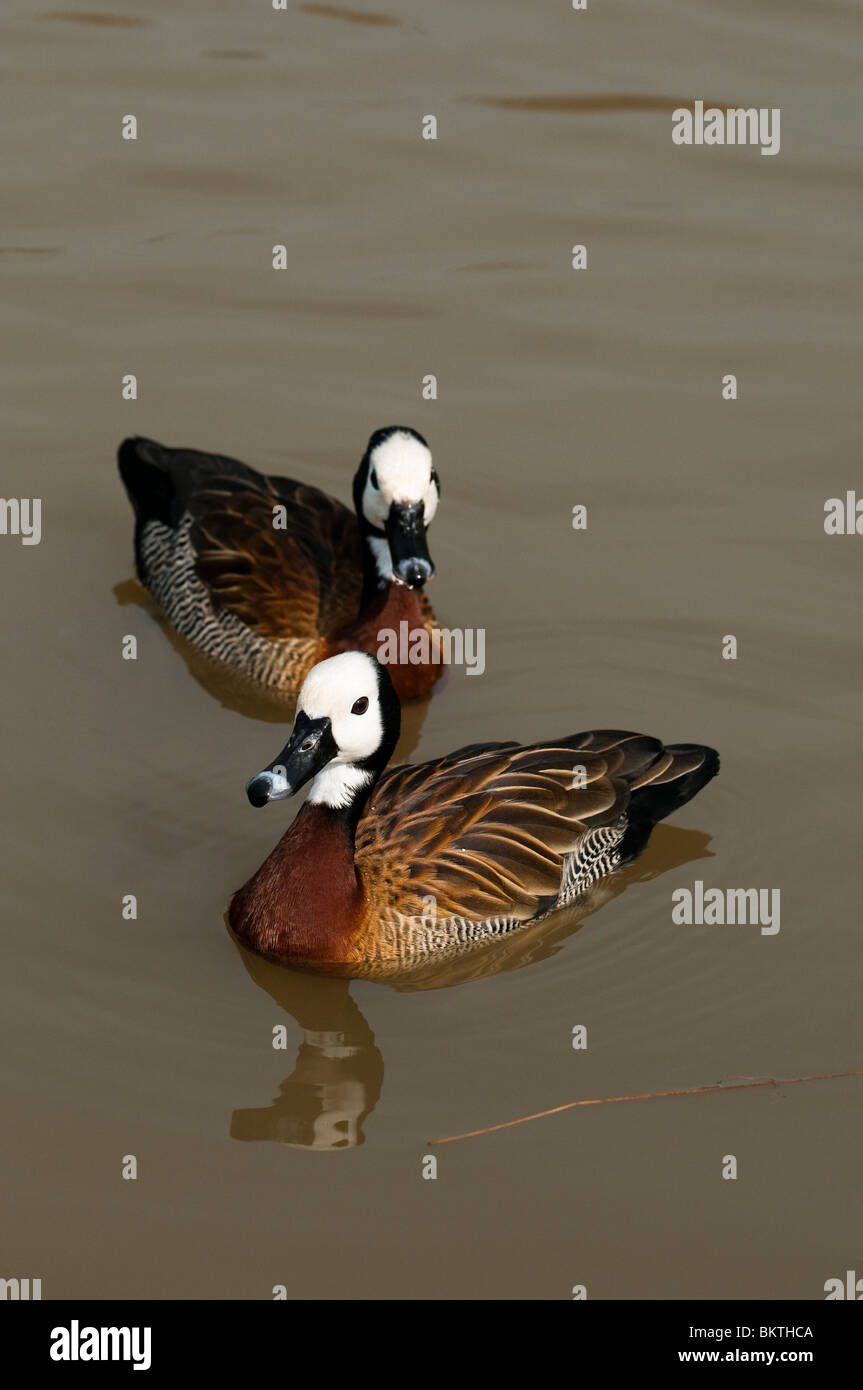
190 472 362 640
356 730 672 922
124 439 363 640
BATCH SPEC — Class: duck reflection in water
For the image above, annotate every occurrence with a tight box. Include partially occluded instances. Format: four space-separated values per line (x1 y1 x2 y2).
230 952 384 1150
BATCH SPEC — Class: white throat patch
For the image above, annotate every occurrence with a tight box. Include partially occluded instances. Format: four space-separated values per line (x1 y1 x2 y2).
367 534 394 583
307 762 372 809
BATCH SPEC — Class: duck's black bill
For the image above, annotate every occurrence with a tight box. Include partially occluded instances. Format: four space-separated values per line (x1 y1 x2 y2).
386 501 434 589
245 715 337 807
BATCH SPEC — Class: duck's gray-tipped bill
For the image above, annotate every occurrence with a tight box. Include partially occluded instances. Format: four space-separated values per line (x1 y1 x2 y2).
244 714 337 808
246 768 293 807
386 501 434 589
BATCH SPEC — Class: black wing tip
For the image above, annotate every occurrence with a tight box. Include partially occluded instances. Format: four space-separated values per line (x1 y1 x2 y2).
667 742 720 784
619 741 719 865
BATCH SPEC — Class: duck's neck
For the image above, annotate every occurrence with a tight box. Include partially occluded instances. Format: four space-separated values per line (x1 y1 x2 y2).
329 538 429 665
358 526 393 610
346 580 428 649
229 801 366 963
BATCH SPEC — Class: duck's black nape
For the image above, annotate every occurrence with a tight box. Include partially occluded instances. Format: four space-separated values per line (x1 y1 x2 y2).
365 659 402 778
619 744 720 865
333 659 403 835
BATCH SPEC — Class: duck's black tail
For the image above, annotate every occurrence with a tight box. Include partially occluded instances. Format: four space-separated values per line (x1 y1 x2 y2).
118 436 183 580
118 436 176 527
619 743 719 864
118 434 268 580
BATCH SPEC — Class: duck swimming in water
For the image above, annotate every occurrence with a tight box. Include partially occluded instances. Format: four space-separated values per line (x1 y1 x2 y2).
229 652 719 974
117 427 442 701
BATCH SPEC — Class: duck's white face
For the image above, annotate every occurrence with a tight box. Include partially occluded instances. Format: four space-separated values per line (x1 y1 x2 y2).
245 652 400 813
300 652 383 770
360 431 439 532
359 430 439 588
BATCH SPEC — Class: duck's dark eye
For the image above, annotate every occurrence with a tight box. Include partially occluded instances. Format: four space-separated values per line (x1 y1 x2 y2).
369 469 379 489
351 696 369 715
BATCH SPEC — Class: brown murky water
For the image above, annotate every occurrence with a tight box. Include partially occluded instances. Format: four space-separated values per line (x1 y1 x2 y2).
2 1 861 1299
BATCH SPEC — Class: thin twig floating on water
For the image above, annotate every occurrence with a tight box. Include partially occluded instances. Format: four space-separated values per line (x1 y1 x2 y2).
428 1070 863 1147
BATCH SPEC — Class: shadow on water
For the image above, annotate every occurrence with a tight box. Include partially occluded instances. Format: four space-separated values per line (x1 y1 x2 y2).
228 823 715 1149
113 578 433 757
114 578 299 724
